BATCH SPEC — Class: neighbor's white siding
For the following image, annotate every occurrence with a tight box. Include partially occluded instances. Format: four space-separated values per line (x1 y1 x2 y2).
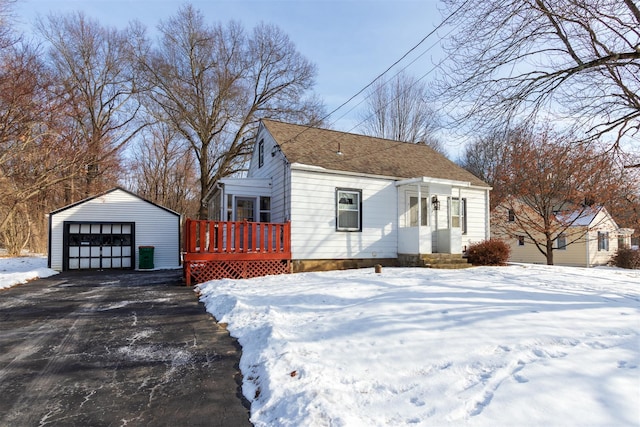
50 189 180 271
289 168 397 260
587 209 619 266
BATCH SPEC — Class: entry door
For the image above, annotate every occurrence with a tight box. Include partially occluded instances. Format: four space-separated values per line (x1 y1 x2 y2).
64 222 134 270
235 198 255 221
235 198 255 250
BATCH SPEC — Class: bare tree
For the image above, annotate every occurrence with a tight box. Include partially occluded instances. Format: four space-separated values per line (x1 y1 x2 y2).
0 0 16 49
0 42 86 253
491 126 624 265
132 5 325 218
37 12 146 196
608 153 640 239
359 71 443 153
459 130 509 198
124 120 199 218
439 0 640 148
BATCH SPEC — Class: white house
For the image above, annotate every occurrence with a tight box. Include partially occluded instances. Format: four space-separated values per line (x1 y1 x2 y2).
206 120 491 272
48 187 181 271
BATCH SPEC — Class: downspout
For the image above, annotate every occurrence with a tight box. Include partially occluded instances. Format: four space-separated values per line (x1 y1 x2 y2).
283 156 289 221
417 183 422 254
485 189 491 240
216 182 224 221
458 187 462 253
585 230 590 268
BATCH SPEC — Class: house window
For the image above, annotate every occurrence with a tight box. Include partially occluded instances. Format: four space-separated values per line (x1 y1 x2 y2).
556 233 567 250
226 195 233 221
258 139 264 168
508 209 515 222
598 231 609 251
259 196 271 222
409 196 428 226
517 235 525 246
451 197 467 234
618 236 626 249
336 189 361 231
210 192 222 221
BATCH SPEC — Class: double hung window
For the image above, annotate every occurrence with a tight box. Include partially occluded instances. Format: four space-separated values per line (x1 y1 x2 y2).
556 233 567 250
336 189 361 231
597 231 609 251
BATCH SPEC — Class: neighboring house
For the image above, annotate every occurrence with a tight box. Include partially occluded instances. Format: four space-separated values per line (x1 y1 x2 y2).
204 119 491 272
48 187 181 272
493 203 634 267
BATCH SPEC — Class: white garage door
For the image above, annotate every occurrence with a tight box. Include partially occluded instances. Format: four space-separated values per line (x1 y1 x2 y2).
65 222 135 270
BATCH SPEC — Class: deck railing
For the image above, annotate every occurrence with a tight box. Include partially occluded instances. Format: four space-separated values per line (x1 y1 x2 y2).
183 219 291 285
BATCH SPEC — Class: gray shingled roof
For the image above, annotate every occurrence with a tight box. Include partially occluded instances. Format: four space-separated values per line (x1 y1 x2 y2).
262 119 489 187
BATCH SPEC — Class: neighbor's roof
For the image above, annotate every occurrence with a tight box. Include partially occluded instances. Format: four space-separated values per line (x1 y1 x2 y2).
555 206 609 227
261 120 489 187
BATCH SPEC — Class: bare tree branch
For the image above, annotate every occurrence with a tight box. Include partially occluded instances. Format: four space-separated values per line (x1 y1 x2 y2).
438 0 640 148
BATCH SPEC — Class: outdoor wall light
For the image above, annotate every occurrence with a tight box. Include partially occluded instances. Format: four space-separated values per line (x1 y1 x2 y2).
432 195 440 211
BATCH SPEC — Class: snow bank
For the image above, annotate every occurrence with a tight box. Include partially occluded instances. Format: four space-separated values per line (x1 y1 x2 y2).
0 256 58 290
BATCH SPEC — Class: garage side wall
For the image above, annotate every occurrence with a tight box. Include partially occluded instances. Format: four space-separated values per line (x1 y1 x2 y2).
49 190 180 271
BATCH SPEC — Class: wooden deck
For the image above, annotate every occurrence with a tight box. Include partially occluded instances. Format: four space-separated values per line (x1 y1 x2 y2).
183 219 291 285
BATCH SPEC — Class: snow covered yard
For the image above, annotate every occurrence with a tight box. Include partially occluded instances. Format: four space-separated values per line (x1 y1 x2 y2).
0 256 58 290
197 264 640 427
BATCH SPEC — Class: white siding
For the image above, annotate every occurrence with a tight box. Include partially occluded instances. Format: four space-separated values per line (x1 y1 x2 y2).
289 169 398 260
248 128 289 222
49 189 180 271
461 187 490 249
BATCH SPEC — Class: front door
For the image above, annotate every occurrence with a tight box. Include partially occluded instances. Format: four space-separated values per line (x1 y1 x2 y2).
235 198 255 250
235 197 255 221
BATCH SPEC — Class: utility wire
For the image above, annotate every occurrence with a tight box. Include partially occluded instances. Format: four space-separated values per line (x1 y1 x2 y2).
276 0 471 148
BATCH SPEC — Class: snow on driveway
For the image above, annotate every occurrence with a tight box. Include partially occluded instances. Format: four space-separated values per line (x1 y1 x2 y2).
198 264 640 427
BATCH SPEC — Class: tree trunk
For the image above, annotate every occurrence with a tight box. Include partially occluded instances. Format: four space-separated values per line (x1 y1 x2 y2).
546 239 554 265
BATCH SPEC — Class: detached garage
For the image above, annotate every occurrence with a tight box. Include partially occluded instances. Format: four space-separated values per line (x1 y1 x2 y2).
48 187 181 272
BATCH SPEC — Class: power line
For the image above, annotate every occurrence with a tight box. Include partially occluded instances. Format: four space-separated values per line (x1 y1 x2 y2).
323 0 470 125
277 0 471 147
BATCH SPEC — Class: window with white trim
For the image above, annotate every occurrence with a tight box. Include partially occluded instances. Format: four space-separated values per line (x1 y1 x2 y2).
451 197 467 234
259 196 271 222
258 139 264 168
597 231 609 251
517 235 525 246
556 233 567 250
409 196 428 226
336 189 361 231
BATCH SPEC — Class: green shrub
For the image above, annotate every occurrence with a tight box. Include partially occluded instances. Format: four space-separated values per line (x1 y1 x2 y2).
610 248 640 269
467 239 511 266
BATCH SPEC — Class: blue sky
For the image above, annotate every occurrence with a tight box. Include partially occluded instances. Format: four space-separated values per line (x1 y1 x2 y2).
14 0 447 135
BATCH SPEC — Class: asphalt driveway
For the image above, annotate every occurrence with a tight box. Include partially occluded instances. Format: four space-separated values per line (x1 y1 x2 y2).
0 269 252 426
